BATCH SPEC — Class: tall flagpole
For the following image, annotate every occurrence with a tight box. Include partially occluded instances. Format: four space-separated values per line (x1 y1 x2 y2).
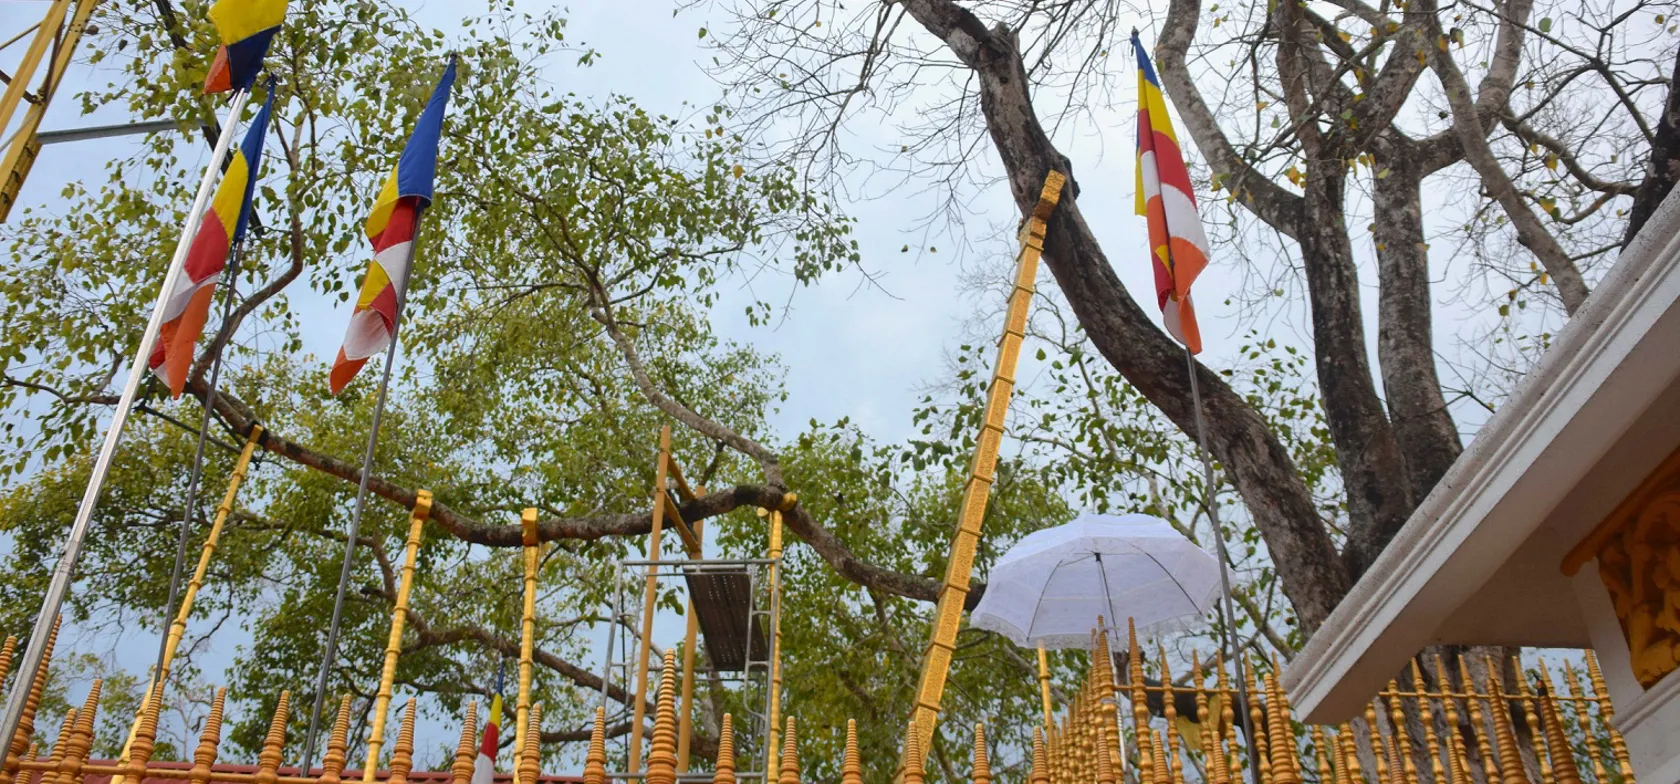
296 210 427 775
1183 345 1260 784
0 86 252 750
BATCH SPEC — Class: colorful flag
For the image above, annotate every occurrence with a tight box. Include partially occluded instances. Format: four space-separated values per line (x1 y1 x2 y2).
471 693 503 784
148 86 276 398
203 0 287 94
329 58 457 395
1132 32 1209 355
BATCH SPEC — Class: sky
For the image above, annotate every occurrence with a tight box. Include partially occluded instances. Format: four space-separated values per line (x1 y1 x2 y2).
0 0 1579 768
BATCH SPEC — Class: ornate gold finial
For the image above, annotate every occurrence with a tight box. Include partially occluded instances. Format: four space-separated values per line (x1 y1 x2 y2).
188 689 224 784
1216 653 1239 780
1311 727 1334 784
1363 703 1388 784
1584 651 1636 782
124 675 166 783
778 717 799 784
1561 662 1609 784
971 724 992 784
451 702 479 784
322 695 354 784
1195 653 1227 784
43 708 75 784
388 699 417 784
585 707 610 784
1383 681 1415 784
1127 619 1155 783
1484 659 1528 784
0 636 17 690
1267 672 1299 784
1432 656 1466 784
840 719 862 784
1093 722 1115 784
1410 661 1445 784
1151 727 1169 784
21 742 36 784
1509 659 1552 784
712 714 737 784
519 704 543 784
1459 658 1500 784
4 619 60 784
53 680 99 784
1031 727 1050 784
646 650 680 784
1244 659 1272 784
255 691 289 784
1160 645 1183 784
1536 663 1580 784
1094 633 1122 779
1337 724 1362 784
902 721 925 784
1045 722 1060 784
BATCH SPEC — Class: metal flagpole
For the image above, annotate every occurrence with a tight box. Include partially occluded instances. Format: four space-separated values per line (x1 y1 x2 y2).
0 86 252 750
296 209 428 775
1183 345 1260 784
108 235 257 784
151 235 252 685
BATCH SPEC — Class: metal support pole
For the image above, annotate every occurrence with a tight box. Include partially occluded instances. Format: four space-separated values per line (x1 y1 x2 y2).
0 86 250 752
1185 346 1260 784
676 520 702 772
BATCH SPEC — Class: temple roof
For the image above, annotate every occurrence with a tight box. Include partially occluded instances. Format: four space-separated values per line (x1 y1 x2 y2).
1281 189 1680 723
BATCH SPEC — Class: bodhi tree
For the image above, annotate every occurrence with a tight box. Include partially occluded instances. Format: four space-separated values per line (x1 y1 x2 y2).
687 0 1674 630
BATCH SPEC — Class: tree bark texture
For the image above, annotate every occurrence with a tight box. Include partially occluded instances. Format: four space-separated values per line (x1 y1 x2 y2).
1624 46 1680 247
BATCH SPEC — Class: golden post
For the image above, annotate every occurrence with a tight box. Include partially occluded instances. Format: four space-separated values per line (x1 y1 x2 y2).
0 0 99 222
362 489 433 782
515 507 543 784
906 170 1064 766
112 428 263 784
676 518 704 772
629 426 673 772
1037 643 1054 729
759 501 790 779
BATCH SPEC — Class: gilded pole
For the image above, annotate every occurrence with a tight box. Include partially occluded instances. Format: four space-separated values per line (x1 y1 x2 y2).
906 171 1064 765
628 426 673 772
515 507 543 784
676 518 704 772
362 490 433 782
765 505 786 781
1037 643 1054 729
112 427 262 784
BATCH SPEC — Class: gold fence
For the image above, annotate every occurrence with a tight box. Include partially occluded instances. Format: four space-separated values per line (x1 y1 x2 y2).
0 620 547 784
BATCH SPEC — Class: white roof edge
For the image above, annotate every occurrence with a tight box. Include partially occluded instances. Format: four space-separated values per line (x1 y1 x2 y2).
1283 189 1680 722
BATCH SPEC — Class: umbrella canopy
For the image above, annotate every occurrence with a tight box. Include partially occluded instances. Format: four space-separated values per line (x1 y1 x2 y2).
971 512 1221 648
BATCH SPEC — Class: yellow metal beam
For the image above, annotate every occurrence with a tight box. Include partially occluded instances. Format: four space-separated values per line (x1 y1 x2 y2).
905 170 1064 768
0 0 96 224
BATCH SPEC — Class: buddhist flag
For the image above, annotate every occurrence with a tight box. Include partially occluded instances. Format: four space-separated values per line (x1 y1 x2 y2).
471 694 503 784
329 58 457 395
203 0 287 94
148 86 275 398
1132 32 1209 355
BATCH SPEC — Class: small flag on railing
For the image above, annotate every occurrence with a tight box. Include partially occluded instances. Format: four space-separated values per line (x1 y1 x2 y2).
328 58 457 395
1132 32 1209 355
471 693 503 784
149 84 276 397
203 0 287 94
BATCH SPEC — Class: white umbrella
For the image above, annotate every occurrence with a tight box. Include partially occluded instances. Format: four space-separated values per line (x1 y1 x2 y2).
971 512 1221 648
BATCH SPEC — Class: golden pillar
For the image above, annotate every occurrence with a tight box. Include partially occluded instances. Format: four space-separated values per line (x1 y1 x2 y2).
515 508 543 784
629 426 674 772
906 172 1065 763
713 714 737 784
363 490 433 782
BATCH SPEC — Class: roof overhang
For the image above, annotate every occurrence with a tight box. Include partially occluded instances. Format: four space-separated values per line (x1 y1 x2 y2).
1282 191 1680 723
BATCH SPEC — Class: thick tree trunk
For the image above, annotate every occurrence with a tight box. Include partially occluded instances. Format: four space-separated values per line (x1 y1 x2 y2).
1372 151 1465 503
1624 47 1680 247
895 0 1352 630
